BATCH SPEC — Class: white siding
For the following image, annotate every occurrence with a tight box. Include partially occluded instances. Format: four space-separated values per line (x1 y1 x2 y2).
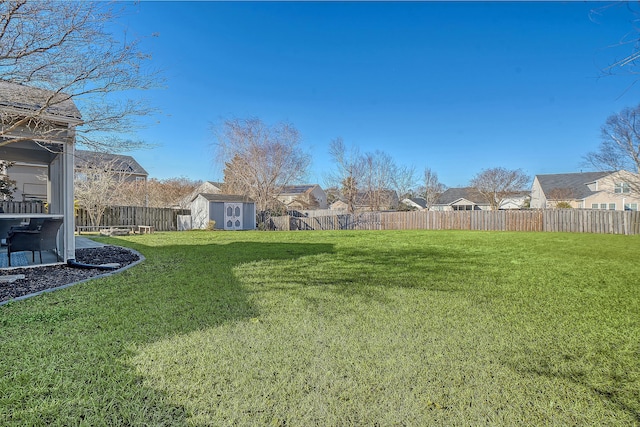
190 195 211 229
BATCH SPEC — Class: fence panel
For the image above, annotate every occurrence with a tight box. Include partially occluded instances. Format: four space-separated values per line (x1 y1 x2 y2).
75 206 190 231
270 209 638 235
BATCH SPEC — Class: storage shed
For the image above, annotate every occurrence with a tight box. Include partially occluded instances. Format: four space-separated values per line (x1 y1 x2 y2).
191 193 256 230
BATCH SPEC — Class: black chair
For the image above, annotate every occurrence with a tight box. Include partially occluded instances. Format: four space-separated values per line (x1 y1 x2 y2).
7 218 64 266
0 218 24 246
7 217 45 234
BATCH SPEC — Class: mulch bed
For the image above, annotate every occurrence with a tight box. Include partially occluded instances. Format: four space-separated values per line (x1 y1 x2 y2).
0 246 141 303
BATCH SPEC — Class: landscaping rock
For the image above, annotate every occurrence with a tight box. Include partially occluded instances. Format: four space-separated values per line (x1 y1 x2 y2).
0 246 140 303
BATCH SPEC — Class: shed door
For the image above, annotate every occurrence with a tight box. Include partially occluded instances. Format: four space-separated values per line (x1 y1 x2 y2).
224 203 243 230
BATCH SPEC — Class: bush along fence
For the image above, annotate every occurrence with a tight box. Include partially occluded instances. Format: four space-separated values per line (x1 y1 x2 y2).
267 209 640 235
75 206 190 232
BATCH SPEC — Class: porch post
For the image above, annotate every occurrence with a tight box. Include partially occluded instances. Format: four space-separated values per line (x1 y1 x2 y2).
48 142 75 262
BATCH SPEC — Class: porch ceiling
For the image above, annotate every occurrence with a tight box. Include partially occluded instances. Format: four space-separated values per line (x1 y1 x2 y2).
0 140 62 164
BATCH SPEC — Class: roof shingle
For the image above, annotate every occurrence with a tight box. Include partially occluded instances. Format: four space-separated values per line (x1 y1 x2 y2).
536 171 614 199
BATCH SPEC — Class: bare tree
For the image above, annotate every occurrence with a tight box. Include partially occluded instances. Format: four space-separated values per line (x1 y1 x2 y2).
115 177 203 209
470 167 530 210
326 138 363 214
585 104 640 174
421 168 446 210
148 177 201 209
0 1 161 150
74 154 134 226
114 180 147 207
546 187 577 209
215 118 310 213
360 150 410 211
361 151 394 211
116 177 202 209
327 140 412 212
591 3 640 80
389 158 417 205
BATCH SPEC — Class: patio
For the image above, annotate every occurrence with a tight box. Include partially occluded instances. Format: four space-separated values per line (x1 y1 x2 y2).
0 81 81 267
0 236 106 268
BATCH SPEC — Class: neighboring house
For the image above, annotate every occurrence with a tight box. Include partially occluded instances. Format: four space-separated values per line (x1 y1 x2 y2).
277 184 328 210
432 187 529 211
190 193 256 230
401 197 428 210
181 181 224 207
329 199 349 211
329 189 399 211
530 170 640 210
431 187 491 211
74 150 148 182
499 191 530 210
8 149 148 201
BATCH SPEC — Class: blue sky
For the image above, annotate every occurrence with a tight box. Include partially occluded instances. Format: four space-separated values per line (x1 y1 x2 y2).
116 1 639 188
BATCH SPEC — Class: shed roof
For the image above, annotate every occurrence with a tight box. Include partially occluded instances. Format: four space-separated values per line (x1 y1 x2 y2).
0 80 81 121
535 171 614 200
196 193 254 203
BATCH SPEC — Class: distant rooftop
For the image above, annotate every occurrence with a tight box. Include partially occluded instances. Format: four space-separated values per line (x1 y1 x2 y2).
436 187 487 205
75 150 148 176
281 184 318 195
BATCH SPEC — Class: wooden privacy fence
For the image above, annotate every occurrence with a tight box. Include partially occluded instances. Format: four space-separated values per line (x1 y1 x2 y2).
75 206 190 232
272 209 640 235
0 201 44 213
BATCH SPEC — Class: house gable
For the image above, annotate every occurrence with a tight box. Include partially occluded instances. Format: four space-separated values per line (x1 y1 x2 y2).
433 187 489 210
278 184 328 209
531 170 640 210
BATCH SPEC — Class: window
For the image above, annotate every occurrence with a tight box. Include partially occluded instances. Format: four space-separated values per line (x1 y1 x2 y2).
593 203 616 210
453 205 473 211
614 182 630 194
625 203 638 211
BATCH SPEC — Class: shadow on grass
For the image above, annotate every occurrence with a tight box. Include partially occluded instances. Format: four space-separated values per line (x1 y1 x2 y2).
511 358 640 423
0 240 334 426
260 244 484 290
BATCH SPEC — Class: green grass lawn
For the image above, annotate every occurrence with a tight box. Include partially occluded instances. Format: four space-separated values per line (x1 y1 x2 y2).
0 230 638 426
